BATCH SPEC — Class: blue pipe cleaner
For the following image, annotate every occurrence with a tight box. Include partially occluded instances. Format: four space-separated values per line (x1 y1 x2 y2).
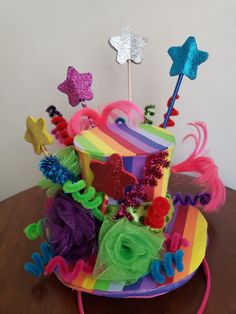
39 155 79 186
150 249 184 284
24 242 54 277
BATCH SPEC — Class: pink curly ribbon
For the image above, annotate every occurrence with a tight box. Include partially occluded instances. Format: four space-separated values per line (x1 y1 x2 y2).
44 256 92 284
67 100 144 137
171 121 226 212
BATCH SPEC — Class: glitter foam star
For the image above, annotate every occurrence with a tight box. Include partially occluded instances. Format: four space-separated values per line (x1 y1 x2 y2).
58 66 93 106
90 154 137 200
168 36 209 80
24 116 53 155
109 26 147 64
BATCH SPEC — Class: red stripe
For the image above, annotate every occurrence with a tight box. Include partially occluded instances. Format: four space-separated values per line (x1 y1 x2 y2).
98 125 147 155
172 205 189 236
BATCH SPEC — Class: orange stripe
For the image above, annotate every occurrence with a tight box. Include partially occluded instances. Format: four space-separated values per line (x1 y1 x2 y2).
92 127 134 156
71 271 88 287
173 205 198 282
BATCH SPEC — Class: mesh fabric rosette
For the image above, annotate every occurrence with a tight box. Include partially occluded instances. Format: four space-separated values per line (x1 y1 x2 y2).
93 218 164 283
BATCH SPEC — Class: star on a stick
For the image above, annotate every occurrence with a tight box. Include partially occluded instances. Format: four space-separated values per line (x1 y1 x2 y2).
58 66 93 106
168 36 209 80
24 116 53 155
109 26 147 64
90 154 137 200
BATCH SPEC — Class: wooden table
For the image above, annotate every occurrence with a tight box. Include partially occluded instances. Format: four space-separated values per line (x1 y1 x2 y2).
1 175 235 314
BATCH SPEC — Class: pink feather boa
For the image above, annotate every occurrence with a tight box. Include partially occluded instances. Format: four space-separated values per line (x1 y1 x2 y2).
67 100 144 137
171 121 226 212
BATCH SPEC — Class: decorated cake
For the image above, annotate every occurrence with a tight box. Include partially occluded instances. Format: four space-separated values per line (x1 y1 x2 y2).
23 27 226 313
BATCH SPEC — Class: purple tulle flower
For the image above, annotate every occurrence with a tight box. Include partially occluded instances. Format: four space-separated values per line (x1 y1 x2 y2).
46 193 100 262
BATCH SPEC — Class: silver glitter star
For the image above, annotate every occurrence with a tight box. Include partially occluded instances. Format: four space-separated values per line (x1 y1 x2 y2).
109 26 147 64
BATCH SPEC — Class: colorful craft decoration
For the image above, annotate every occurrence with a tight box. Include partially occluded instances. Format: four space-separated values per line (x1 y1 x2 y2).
164 232 189 253
144 104 156 125
46 193 100 262
109 26 147 100
58 66 93 106
22 29 225 314
24 116 53 155
24 219 43 240
150 250 184 284
171 122 225 212
67 100 144 137
144 196 170 229
90 154 137 200
46 105 62 118
45 256 93 283
63 180 105 222
162 37 209 128
38 146 81 196
93 218 164 283
109 26 147 65
160 95 180 128
173 192 211 207
24 242 53 276
39 155 79 185
50 115 73 146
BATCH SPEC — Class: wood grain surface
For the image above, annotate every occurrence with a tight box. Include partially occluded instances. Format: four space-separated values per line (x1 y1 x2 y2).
0 175 235 314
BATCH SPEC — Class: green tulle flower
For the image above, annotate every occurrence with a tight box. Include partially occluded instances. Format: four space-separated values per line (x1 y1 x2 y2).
38 146 81 196
93 218 164 284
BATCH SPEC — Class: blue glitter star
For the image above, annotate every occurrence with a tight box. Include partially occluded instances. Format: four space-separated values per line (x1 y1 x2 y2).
168 36 209 80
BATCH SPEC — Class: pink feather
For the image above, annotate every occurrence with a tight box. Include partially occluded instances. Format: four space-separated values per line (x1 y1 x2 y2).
100 100 144 125
67 108 101 137
171 121 226 212
67 100 144 137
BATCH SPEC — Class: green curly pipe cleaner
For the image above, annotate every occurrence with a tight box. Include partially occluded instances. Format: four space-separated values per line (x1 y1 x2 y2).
144 104 156 125
24 219 43 240
38 146 81 196
63 180 105 222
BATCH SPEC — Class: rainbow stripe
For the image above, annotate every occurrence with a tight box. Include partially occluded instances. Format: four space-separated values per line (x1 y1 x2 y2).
58 204 207 297
74 123 175 202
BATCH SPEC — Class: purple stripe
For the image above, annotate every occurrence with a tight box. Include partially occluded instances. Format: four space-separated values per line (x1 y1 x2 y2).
108 124 157 154
131 155 146 180
117 124 168 151
165 203 179 234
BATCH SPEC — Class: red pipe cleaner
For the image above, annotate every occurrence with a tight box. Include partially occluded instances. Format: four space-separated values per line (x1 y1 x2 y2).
160 95 180 128
51 116 73 146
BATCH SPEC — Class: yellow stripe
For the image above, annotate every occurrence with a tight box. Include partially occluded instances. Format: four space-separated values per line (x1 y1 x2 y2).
82 152 93 186
92 128 134 156
83 275 96 289
83 131 117 155
189 211 207 273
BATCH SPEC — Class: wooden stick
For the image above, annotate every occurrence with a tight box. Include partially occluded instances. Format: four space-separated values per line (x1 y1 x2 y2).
128 60 132 101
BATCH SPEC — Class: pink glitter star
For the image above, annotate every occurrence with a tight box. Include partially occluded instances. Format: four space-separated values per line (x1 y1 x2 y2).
58 66 93 107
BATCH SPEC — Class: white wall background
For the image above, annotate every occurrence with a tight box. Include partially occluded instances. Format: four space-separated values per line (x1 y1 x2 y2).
1 0 236 200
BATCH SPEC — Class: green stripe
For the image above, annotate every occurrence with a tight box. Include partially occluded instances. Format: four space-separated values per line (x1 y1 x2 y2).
94 279 111 291
74 135 105 156
140 124 176 144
